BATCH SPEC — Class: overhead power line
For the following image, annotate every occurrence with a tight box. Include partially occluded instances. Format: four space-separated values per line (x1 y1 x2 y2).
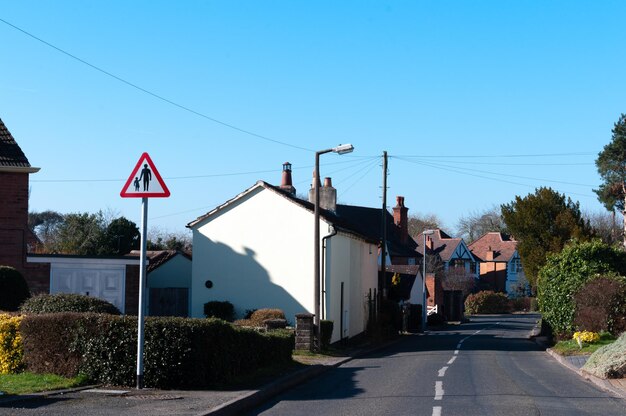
0 17 313 152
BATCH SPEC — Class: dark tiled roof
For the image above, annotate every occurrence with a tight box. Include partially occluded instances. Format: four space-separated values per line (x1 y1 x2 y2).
468 232 518 262
130 249 192 272
0 118 31 168
415 229 462 262
188 181 419 257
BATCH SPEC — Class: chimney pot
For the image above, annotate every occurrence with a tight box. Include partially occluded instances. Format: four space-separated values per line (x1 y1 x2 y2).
324 177 332 187
279 162 296 195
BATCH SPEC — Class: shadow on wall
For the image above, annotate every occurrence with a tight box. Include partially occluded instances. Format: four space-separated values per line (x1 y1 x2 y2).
199 236 307 324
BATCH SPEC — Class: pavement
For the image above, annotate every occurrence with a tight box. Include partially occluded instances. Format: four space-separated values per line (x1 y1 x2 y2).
1 317 625 415
528 318 626 400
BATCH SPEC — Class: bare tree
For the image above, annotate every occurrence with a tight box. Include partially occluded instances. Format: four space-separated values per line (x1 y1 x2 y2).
456 206 506 243
583 209 623 245
407 213 444 240
441 266 476 298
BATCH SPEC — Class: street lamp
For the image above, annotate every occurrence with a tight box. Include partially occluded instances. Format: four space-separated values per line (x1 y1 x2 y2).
314 144 354 350
422 229 435 332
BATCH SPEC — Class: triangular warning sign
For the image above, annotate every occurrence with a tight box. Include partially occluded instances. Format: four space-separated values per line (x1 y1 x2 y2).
120 152 170 198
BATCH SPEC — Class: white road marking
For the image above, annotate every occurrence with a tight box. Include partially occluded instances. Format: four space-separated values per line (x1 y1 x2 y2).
438 366 448 377
447 356 457 365
432 406 442 416
455 343 462 349
454 349 459 355
434 381 444 400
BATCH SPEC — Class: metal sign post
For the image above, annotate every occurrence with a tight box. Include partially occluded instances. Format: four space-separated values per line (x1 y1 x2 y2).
120 152 170 389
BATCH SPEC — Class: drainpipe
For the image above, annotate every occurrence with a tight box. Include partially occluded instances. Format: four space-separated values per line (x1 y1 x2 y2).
321 225 338 320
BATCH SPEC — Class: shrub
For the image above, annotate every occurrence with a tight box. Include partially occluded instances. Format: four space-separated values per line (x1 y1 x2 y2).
529 298 539 312
320 320 334 349
582 332 626 379
509 297 531 312
537 240 626 336
0 314 24 374
0 266 30 311
465 291 510 314
20 293 120 315
573 276 626 336
20 313 294 388
203 301 235 321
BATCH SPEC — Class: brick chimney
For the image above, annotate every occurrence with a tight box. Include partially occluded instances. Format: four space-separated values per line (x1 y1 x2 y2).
308 175 337 212
425 235 434 250
486 246 495 261
393 196 409 244
279 162 296 195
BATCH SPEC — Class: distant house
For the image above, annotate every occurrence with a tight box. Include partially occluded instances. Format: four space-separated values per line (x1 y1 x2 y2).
469 232 525 295
415 229 476 320
137 250 192 317
0 117 50 293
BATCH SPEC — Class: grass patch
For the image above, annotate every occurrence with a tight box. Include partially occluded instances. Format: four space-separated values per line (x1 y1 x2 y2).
552 333 617 356
0 372 89 395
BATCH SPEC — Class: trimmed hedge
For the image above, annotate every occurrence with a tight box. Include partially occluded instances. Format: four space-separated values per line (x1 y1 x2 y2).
0 266 30 312
20 293 120 315
574 276 626 336
235 308 287 327
465 291 510 314
203 301 235 321
20 313 294 388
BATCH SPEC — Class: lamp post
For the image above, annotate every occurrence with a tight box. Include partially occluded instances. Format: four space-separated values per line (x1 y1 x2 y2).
314 144 354 350
422 229 435 332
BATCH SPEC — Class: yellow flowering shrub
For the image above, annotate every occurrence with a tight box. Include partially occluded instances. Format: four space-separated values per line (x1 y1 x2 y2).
573 331 600 344
0 313 24 374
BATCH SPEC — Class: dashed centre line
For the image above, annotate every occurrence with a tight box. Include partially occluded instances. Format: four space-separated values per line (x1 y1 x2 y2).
438 366 448 377
432 406 442 416
434 381 444 400
447 356 457 365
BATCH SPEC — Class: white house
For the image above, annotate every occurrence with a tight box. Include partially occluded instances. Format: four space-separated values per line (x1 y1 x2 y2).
187 163 379 343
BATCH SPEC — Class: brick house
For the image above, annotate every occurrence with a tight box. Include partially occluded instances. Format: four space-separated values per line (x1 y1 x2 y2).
0 117 50 293
468 232 525 294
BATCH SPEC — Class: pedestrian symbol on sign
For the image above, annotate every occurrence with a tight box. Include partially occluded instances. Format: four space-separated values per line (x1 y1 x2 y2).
120 153 170 198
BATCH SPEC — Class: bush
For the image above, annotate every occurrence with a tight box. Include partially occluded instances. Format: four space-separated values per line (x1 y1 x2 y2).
235 309 286 327
465 291 510 314
537 240 626 336
320 320 334 349
573 276 626 336
20 313 294 388
203 301 235 321
509 297 531 312
0 314 24 374
582 332 626 379
20 293 120 315
0 266 30 312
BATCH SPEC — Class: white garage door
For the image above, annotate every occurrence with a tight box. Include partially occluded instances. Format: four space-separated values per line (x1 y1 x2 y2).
50 265 126 313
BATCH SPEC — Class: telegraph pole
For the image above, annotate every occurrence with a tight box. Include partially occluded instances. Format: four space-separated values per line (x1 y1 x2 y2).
380 151 388 300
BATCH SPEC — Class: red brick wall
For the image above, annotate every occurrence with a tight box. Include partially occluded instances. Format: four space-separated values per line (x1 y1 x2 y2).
0 171 49 293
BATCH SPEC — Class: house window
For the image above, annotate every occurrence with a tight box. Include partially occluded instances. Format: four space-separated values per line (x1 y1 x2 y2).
511 258 523 273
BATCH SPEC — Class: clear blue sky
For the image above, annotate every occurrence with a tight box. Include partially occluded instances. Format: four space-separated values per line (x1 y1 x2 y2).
1 1 625 235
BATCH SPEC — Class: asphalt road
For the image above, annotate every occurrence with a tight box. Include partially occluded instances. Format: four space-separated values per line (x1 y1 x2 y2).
249 314 626 416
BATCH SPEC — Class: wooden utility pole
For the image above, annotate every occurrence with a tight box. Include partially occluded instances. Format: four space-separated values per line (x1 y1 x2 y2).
380 151 388 299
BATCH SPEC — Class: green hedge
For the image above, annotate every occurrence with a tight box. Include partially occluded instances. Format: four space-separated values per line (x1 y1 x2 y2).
465 291 510 314
20 293 120 315
537 240 626 336
20 313 294 388
203 301 235 321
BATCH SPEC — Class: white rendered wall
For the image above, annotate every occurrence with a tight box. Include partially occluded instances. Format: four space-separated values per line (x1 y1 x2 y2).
190 187 316 324
324 233 377 342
